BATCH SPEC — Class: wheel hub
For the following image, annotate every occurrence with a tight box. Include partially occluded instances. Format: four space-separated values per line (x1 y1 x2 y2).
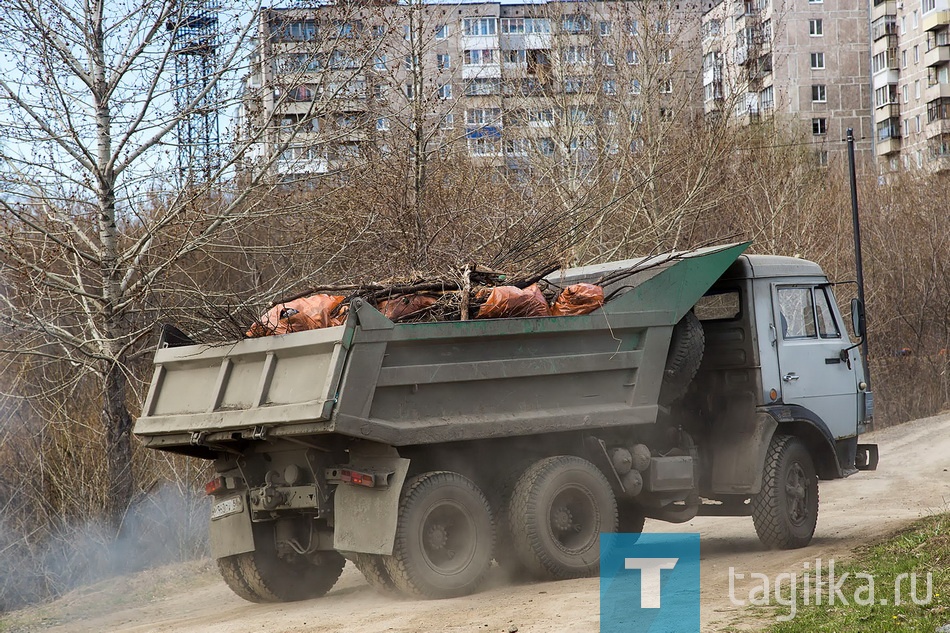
552 505 575 532
426 523 449 550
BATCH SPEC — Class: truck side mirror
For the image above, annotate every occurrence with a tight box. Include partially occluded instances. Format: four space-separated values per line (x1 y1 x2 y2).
851 298 866 338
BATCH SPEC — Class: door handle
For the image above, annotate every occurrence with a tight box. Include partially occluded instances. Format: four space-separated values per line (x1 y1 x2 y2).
783 373 800 382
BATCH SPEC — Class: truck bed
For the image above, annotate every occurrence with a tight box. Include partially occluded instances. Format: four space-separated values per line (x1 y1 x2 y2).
133 243 748 455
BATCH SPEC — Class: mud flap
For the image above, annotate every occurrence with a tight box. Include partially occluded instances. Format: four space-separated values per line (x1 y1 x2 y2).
855 444 879 471
209 493 255 559
710 409 778 495
333 454 410 555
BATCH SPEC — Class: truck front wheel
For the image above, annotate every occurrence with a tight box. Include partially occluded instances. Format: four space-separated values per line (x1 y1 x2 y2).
508 456 618 580
751 435 819 549
383 471 495 598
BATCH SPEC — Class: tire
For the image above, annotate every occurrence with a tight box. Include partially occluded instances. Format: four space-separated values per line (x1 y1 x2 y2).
354 553 399 596
751 435 819 549
488 460 535 580
217 523 345 602
617 501 647 534
383 471 495 599
217 554 265 602
508 456 618 580
659 311 705 405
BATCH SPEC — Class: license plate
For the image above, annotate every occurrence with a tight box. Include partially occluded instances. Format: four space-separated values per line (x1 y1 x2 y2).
211 495 243 520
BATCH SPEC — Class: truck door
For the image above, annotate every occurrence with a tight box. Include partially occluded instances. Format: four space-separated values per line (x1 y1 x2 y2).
773 285 859 439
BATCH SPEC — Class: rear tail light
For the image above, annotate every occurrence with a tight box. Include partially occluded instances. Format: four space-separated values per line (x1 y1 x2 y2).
339 469 375 488
205 477 226 495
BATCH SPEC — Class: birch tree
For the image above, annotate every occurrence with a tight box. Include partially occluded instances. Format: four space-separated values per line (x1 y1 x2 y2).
0 0 372 525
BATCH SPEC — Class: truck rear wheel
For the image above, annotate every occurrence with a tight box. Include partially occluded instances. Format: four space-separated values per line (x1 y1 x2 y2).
508 456 618 580
217 521 345 602
354 553 398 596
383 471 495 598
752 435 819 549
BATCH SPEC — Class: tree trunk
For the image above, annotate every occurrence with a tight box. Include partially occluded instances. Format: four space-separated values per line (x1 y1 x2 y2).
102 357 134 527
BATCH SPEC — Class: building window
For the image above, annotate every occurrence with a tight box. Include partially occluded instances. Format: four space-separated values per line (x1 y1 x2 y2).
435 24 448 39
761 85 774 110
372 25 386 38
809 19 823 36
466 108 502 126
564 77 584 93
626 19 639 35
913 10 919 28
281 19 317 41
902 49 908 68
463 17 497 36
376 117 390 131
602 51 615 66
914 45 920 63
373 55 387 71
810 52 825 69
812 117 827 135
599 21 611 36
660 78 673 93
816 150 829 166
603 79 617 94
630 78 642 94
505 49 527 64
563 46 591 64
924 0 937 12
437 83 452 99
655 20 671 34
626 49 640 65
501 18 525 34
405 83 414 99
440 113 455 130
464 49 497 65
812 84 827 102
916 114 922 132
916 80 921 99
562 14 591 34
437 53 451 70
465 78 499 96
902 84 908 103
538 137 555 156
528 109 554 125
524 18 551 34
660 49 673 63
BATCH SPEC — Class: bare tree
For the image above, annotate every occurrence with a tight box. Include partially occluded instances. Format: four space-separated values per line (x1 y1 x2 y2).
0 0 375 525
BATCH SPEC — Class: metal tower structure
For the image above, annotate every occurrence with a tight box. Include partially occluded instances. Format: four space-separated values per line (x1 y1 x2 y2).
170 0 221 183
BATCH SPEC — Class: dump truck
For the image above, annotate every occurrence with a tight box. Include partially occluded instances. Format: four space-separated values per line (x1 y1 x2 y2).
132 242 878 602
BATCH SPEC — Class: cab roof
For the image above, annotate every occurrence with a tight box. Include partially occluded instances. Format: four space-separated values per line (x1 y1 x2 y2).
722 254 827 280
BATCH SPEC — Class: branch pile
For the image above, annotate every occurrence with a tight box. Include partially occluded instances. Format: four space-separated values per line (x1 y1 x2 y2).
244 254 678 338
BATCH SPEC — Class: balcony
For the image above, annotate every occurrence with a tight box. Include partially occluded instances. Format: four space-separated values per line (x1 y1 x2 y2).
462 63 502 79
873 69 900 89
926 82 950 101
876 136 901 155
925 116 950 138
925 44 950 67
875 103 901 120
872 0 897 20
924 10 950 32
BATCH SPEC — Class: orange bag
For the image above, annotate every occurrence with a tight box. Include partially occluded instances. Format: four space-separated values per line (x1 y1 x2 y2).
246 294 346 337
477 284 550 319
551 283 605 316
377 294 438 321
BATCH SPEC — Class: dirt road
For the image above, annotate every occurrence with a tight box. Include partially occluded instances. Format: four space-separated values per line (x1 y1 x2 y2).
22 412 950 633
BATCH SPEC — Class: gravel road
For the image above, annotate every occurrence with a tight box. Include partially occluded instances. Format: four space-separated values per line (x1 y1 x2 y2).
31 412 950 633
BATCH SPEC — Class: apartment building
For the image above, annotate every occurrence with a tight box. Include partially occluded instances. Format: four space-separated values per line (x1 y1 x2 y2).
871 0 950 171
238 0 708 181
701 0 872 164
